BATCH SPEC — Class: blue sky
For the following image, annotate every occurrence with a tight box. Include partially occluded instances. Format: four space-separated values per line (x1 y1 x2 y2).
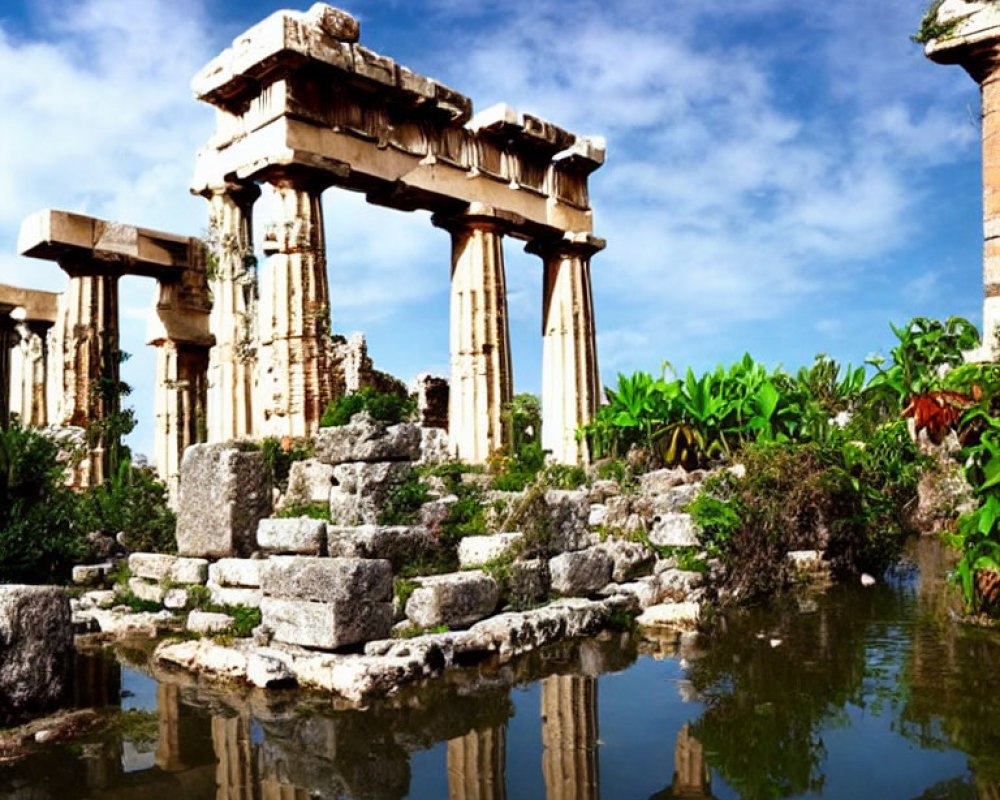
0 0 986 457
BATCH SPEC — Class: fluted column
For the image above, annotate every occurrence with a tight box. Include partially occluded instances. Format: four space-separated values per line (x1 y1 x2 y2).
258 176 333 437
527 234 603 464
0 304 17 430
541 675 599 800
213 713 255 800
447 725 507 800
981 57 1000 357
435 209 513 462
203 182 261 441
9 320 50 427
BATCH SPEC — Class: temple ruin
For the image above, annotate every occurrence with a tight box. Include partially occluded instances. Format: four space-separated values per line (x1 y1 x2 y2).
926 1 1000 359
1 2 605 487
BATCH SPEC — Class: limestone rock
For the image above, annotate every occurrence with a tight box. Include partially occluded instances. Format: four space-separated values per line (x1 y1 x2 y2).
603 495 631 529
257 517 327 555
246 649 296 688
262 597 393 649
657 569 704 602
128 577 164 604
508 559 551 607
636 602 701 631
285 459 337 505
313 414 421 465
457 532 524 568
71 562 113 587
0 586 72 724
647 483 701 515
208 558 262 588
549 548 613 596
418 426 451 465
545 489 593 551
177 443 271 558
261 556 393 603
187 610 235 634
639 468 689 496
128 553 208 585
588 504 608 527
328 461 411 525
588 479 621 504
207 585 262 609
648 512 699 548
405 572 499 629
598 539 655 582
163 587 190 610
326 525 438 570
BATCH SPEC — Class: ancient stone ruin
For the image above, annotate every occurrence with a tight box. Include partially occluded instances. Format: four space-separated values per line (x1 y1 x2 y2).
1 3 605 492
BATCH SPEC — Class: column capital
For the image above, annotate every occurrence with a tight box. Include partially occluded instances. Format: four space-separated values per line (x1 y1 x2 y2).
432 203 522 236
197 178 262 206
525 231 606 261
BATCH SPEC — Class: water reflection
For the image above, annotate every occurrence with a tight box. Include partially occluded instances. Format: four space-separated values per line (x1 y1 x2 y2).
8 541 1000 799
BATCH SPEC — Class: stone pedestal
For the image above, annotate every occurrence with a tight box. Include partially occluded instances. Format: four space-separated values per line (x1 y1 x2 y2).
540 675 599 800
528 235 603 465
447 726 507 800
259 177 333 437
437 211 513 462
203 182 261 441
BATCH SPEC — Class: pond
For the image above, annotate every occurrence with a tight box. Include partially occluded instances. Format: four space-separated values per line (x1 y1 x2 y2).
3 537 999 800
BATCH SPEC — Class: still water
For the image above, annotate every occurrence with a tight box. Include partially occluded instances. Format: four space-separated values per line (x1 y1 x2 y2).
3 537 1000 800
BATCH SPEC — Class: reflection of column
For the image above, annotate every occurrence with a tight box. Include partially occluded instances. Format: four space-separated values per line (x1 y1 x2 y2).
527 235 603 465
202 182 260 442
259 176 333 438
71 650 121 709
260 781 309 800
213 713 255 800
0 304 16 430
541 675 599 800
156 684 185 772
672 724 712 798
436 209 513 462
447 725 507 800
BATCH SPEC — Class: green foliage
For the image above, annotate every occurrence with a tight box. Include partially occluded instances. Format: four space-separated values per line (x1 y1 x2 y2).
0 420 90 583
113 589 162 614
379 468 432 525
78 459 176 553
320 387 416 427
274 501 331 521
912 0 963 44
504 393 542 452
593 458 638 491
394 577 420 609
438 483 488 547
259 436 311 493
225 605 262 638
490 441 547 491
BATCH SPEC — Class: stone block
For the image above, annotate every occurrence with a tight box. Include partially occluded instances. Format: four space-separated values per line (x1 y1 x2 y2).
163 587 190 610
246 649 295 688
285 459 337 505
598 539 656 582
545 489 593 551
405 572 500 629
415 373 449 429
128 553 175 582
207 584 262 608
262 597 393 650
326 525 438 570
187 610 234 634
328 461 412 525
261 556 392 603
72 562 113 586
257 517 327 555
0 586 73 724
457 532 524 568
588 504 608 527
177 443 271 558
639 468 689 496
549 548 613 597
604 495 631 529
419 427 451 465
508 559 551 606
657 569 704 602
208 558 262 588
588 479 621 504
172 558 209 585
648 512 699 548
636 602 701 631
313 414 421 465
128 577 164 604
647 484 701 515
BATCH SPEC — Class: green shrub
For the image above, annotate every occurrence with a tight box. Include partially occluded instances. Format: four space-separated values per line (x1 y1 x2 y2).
320 387 416 427
78 460 176 553
379 469 432 525
275 501 331 521
259 437 311 493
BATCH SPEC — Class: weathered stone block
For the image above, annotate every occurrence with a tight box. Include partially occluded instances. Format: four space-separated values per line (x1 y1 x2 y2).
508 559 551 606
257 517 327 555
457 532 523 568
163 587 191 610
418 427 451 465
648 512 699 548
636 601 701 631
549 548 613 596
187 610 234 634
598 539 656 582
326 525 437 570
172 558 209 585
545 489 593 551
313 414 421 465
328 461 411 525
639 468 689 496
657 569 704 602
207 584 261 608
0 586 72 724
128 553 175 582
177 443 271 558
588 479 621 504
72 562 113 586
128 577 164 604
285 459 337 505
588 504 608 527
415 373 449 429
262 597 393 649
208 558 262 588
648 484 701 516
405 572 499 629
261 556 392 603
604 495 631 529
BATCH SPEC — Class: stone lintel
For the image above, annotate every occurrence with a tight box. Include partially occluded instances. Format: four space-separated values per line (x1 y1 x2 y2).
192 4 471 123
18 210 202 281
469 103 576 154
553 137 606 175
0 283 58 324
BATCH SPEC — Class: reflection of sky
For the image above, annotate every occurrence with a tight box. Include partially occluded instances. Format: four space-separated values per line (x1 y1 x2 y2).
120 668 157 712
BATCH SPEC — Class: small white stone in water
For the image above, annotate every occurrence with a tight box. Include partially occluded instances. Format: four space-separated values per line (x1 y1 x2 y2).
860 573 876 587
769 638 782 648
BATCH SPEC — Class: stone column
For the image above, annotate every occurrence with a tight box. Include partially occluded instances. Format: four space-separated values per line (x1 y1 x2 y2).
0 303 17 430
527 234 603 465
541 675 599 800
213 713 255 800
9 320 51 428
258 175 333 438
435 208 514 462
202 182 261 441
447 725 507 800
